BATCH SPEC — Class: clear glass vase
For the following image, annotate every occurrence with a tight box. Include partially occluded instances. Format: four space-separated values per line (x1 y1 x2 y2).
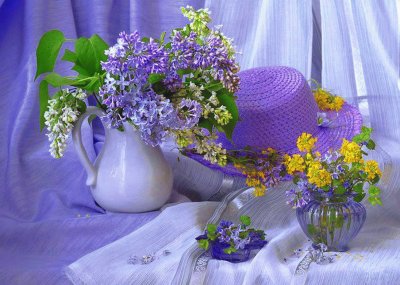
296 196 366 252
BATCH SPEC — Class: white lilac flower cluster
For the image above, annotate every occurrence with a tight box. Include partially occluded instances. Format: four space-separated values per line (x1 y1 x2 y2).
44 89 87 158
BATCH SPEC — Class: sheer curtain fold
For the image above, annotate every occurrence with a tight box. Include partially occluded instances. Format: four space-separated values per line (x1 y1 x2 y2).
320 0 400 141
206 0 313 77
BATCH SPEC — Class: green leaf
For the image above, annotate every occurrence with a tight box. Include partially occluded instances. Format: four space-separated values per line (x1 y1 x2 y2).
75 38 97 75
352 126 372 143
148 73 165 84
334 185 346 195
216 91 239 140
354 193 366 202
368 196 382 206
74 35 108 76
89 34 109 63
198 118 213 133
368 185 380 196
353 183 364 193
207 224 217 235
76 99 87 114
35 30 65 79
223 246 237 254
177 69 192 76
44 72 76 87
321 185 330 192
39 81 50 131
72 64 91 76
61 49 77 62
366 139 376 150
371 175 380 185
206 82 223 92
198 239 209 250
159 31 166 44
240 215 251 226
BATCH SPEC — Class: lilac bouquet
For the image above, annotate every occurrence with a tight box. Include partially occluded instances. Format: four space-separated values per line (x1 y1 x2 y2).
35 6 240 163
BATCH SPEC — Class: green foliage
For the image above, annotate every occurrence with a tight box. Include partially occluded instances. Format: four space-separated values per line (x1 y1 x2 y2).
334 185 346 195
206 82 223 92
148 73 165 84
198 239 209 250
207 224 217 241
368 185 382 206
35 30 65 79
61 49 78 62
44 73 77 87
74 35 108 76
352 126 372 144
366 139 376 150
35 30 109 129
354 192 366 202
223 246 237 254
198 118 213 133
39 81 50 130
216 90 239 140
240 215 251 227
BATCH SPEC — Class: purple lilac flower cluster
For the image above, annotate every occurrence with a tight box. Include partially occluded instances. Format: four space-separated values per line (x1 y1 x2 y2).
99 26 239 147
99 32 206 146
169 31 240 92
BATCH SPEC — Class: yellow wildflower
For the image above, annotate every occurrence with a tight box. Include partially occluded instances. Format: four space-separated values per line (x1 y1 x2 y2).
308 169 332 188
364 160 382 181
304 153 314 165
307 161 332 187
314 88 331 110
313 88 345 111
245 176 266 197
297 133 317 153
340 139 362 163
333 96 345 111
283 154 291 165
285 154 305 175
254 184 266 197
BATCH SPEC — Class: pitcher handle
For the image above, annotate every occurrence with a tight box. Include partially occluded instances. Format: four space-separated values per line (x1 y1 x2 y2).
72 106 106 187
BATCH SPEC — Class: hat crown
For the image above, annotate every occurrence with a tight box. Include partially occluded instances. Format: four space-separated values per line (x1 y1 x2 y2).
220 66 318 151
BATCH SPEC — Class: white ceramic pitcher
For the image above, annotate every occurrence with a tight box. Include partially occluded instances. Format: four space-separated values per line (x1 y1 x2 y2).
72 107 173 213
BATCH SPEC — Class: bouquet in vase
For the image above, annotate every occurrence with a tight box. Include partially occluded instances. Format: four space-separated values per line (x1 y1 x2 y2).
36 6 239 166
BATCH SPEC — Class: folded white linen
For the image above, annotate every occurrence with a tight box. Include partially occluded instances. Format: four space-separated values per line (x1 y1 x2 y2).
66 202 219 284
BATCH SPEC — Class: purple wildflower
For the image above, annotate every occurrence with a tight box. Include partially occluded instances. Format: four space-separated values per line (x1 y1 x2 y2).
286 184 311 208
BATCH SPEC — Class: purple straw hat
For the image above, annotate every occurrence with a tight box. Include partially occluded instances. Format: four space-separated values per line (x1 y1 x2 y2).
188 66 363 176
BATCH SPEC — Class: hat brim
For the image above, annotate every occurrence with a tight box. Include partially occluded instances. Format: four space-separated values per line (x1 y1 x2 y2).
185 102 363 177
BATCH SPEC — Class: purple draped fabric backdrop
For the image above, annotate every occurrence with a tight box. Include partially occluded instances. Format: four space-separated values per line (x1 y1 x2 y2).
0 0 204 283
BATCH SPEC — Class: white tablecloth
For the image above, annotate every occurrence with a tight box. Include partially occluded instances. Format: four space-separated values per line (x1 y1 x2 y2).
66 145 400 285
